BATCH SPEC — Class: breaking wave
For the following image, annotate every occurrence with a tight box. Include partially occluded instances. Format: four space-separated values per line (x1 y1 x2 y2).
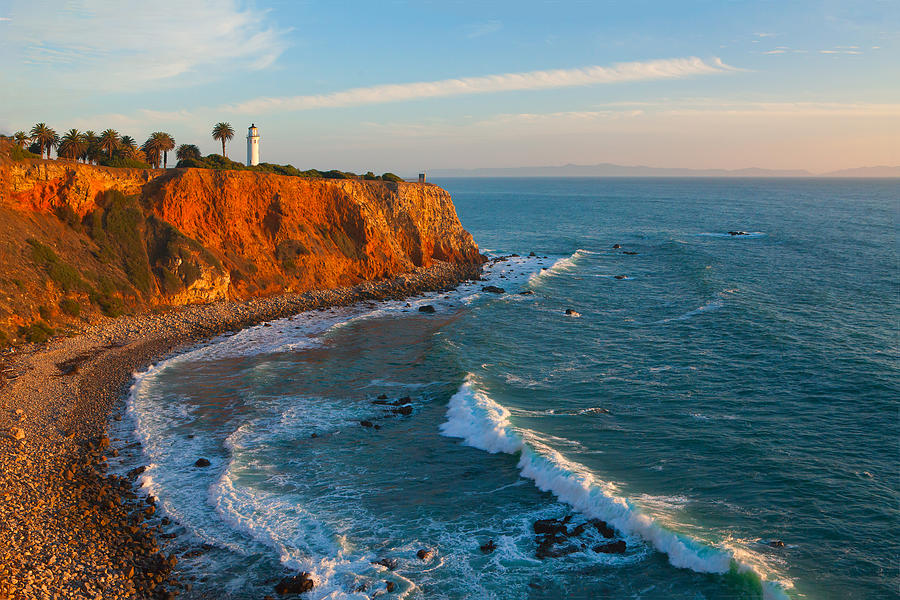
440 375 792 600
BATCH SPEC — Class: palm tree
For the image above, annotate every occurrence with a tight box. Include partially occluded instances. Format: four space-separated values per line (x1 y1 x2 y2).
30 123 57 159
212 122 234 158
57 129 87 162
120 135 137 151
13 131 29 148
142 135 163 168
98 129 120 159
82 130 99 164
154 132 175 168
175 144 201 162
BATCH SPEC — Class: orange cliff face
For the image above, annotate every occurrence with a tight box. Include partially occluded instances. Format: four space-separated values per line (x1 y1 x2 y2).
143 168 483 298
0 154 483 332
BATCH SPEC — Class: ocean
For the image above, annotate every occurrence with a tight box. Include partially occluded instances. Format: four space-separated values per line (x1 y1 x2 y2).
116 177 898 599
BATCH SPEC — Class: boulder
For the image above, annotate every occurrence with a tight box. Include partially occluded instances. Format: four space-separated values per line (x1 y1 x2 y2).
194 458 211 467
768 540 785 548
418 305 436 314
589 519 616 538
519 290 534 295
385 581 396 592
480 539 497 554
593 540 626 554
416 548 434 561
481 286 506 294
565 309 580 317
10 427 25 441
392 405 413 416
533 519 567 536
274 572 315 595
529 251 536 257
614 275 627 280
127 465 147 479
612 244 621 249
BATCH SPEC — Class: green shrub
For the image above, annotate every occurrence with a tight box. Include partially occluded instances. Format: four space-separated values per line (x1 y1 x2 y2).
99 156 151 169
26 238 86 292
381 172 404 183
156 267 184 295
59 298 81 317
86 191 154 297
54 204 81 229
18 321 54 344
90 291 124 317
9 145 40 161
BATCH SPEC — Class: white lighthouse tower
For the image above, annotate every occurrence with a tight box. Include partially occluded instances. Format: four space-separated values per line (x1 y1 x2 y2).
246 124 260 166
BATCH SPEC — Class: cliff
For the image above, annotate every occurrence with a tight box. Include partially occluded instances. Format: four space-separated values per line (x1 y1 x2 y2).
0 147 482 346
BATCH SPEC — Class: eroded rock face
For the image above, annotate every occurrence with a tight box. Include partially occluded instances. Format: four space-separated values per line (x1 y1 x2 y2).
0 158 483 329
144 170 483 299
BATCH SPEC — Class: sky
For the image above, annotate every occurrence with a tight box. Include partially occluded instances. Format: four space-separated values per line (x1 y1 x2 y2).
0 0 897 174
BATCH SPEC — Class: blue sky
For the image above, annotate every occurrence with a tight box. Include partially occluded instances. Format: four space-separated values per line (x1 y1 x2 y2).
0 0 897 173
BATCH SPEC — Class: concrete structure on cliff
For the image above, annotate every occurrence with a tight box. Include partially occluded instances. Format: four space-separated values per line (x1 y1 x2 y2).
246 124 260 167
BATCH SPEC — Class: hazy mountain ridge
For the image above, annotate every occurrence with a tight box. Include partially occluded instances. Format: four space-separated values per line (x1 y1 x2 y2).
429 163 900 178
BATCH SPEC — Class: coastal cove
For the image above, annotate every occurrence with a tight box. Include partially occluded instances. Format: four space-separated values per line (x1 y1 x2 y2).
1 175 897 600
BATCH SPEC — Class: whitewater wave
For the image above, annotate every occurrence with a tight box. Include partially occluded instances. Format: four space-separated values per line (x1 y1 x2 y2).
440 375 793 600
528 249 589 284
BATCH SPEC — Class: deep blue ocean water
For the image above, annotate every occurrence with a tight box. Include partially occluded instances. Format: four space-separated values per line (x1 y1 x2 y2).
118 178 899 599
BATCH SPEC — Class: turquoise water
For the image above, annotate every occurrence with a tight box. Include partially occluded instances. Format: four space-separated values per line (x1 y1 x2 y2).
122 178 898 599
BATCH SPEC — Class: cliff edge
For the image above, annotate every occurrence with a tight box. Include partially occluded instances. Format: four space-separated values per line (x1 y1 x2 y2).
0 146 482 345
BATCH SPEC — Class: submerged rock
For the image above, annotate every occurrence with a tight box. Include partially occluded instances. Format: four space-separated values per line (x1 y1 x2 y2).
565 309 581 317
612 244 621 249
372 558 397 570
593 540 626 554
614 275 627 280
480 539 497 554
481 285 506 294
194 458 211 468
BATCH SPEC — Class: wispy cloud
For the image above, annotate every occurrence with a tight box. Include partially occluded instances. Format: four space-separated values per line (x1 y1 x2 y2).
224 57 735 114
466 20 502 38
3 1 288 91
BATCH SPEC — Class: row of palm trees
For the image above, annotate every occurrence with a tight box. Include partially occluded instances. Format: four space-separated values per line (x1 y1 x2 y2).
13 122 242 167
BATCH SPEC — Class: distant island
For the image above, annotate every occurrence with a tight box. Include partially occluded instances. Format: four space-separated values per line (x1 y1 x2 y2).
429 163 900 178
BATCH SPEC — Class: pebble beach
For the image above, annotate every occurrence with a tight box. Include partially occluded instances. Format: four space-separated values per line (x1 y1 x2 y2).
0 261 481 600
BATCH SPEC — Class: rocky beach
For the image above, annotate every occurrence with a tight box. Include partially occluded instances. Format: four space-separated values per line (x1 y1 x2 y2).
0 260 481 599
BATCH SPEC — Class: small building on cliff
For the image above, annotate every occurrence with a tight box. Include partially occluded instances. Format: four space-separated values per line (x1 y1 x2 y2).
246 124 260 167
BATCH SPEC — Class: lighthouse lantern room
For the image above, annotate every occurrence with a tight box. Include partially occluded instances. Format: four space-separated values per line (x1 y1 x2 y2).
246 124 260 166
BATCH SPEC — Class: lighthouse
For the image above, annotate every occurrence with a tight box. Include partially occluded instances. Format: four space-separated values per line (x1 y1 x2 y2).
246 124 260 166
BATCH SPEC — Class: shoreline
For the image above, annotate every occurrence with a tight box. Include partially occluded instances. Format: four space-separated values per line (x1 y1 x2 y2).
0 260 481 599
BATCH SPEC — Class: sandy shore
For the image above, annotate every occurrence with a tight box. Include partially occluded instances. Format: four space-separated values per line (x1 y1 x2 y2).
0 261 481 600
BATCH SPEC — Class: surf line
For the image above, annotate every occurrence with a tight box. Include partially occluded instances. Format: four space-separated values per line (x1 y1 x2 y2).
440 374 793 600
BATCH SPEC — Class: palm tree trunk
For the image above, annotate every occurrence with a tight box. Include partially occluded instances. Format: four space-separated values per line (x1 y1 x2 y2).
222 139 226 158
163 152 167 169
